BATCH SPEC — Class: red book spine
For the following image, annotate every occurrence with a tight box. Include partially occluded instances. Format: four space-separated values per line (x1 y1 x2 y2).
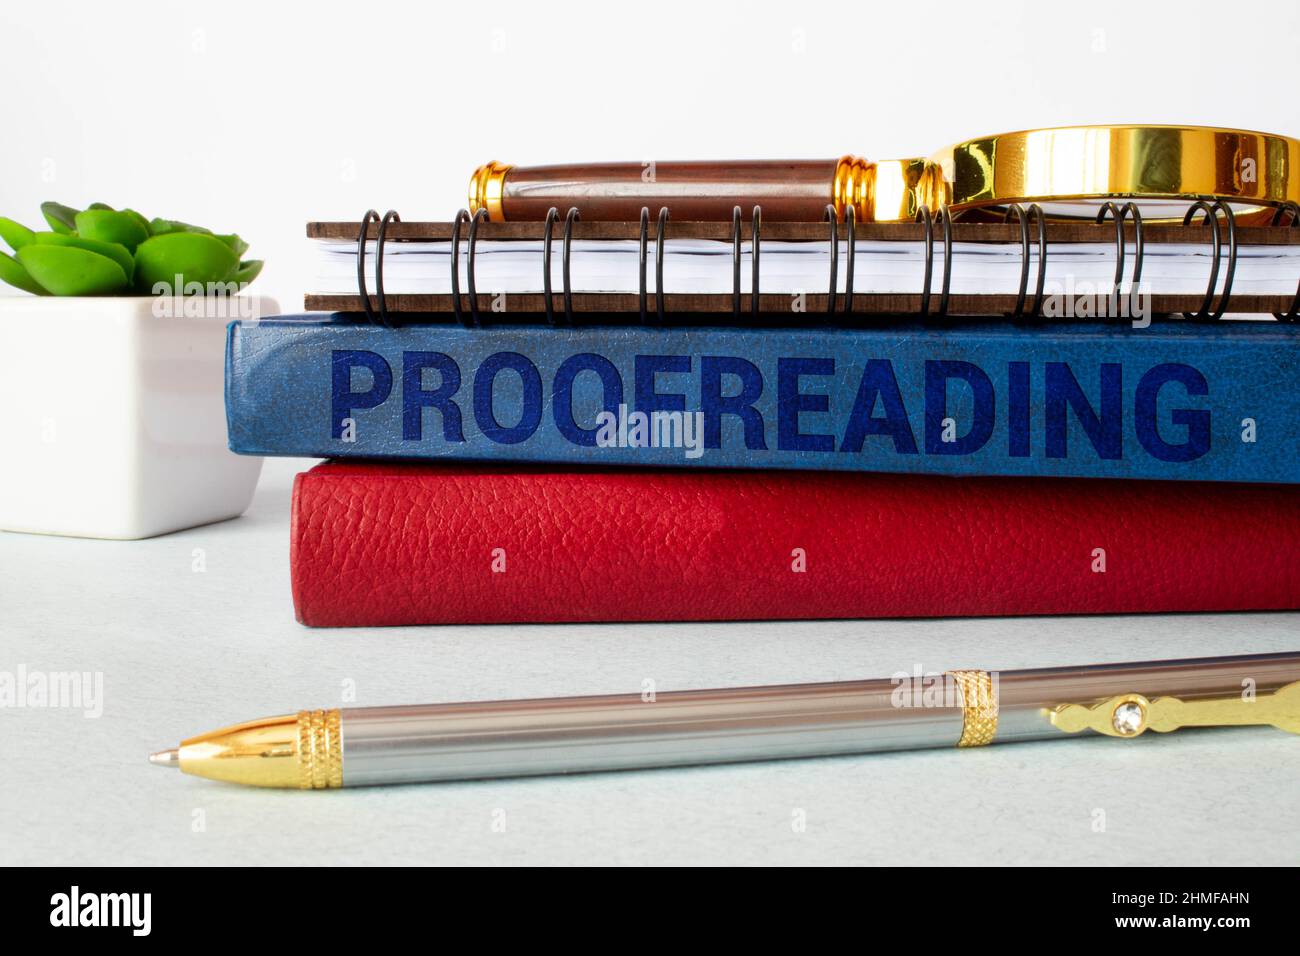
290 462 1300 627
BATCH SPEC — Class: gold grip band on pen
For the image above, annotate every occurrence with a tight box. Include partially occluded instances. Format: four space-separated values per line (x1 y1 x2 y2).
948 670 998 747
297 709 344 790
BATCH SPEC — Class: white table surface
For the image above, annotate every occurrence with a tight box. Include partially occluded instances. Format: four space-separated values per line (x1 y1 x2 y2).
2 457 1297 866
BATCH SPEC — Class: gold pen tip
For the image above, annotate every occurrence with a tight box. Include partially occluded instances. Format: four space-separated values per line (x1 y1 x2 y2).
149 748 180 768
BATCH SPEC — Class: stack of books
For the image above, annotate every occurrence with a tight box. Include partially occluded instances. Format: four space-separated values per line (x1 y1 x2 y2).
224 197 1300 626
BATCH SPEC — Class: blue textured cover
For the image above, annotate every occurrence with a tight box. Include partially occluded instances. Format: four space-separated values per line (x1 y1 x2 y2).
226 315 1300 483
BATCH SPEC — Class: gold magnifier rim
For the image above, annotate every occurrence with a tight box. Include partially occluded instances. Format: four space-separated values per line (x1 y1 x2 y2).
921 123 1300 222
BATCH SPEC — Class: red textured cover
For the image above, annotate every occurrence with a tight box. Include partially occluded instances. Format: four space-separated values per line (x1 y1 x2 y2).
290 462 1300 627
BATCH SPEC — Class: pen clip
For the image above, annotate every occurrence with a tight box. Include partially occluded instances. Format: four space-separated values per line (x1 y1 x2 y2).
1048 679 1300 738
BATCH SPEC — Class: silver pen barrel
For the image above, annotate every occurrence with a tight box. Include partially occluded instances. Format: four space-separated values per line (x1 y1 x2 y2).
340 652 1300 786
340 679 962 786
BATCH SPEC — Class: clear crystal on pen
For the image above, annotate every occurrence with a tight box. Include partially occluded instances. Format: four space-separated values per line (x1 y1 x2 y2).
1111 701 1145 735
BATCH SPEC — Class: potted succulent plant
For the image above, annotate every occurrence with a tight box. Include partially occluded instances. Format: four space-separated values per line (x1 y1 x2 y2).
0 201 276 539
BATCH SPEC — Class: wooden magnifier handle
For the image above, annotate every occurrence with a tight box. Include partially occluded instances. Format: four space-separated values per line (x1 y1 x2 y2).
469 157 876 222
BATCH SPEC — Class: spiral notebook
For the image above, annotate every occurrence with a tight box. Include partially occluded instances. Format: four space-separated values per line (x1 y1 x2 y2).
304 205 1300 322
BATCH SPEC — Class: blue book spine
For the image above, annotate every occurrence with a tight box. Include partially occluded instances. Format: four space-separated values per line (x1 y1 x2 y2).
225 315 1300 483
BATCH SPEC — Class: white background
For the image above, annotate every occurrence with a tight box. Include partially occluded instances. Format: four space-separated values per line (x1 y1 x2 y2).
2 0 1298 308
2 1 1299 867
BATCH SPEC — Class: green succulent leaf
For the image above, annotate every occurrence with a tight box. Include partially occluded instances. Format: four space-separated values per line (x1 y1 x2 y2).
215 233 250 258
133 232 239 292
74 209 150 253
0 250 49 295
0 217 37 252
231 259 264 287
122 208 150 236
4 204 256 295
41 201 80 235
148 217 212 237
33 232 135 283
17 244 129 295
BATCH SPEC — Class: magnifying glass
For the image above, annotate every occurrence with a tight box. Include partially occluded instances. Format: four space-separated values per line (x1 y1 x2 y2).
469 124 1299 224
922 124 1300 224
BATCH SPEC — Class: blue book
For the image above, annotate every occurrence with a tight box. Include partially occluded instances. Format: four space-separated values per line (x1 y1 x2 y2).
226 315 1300 483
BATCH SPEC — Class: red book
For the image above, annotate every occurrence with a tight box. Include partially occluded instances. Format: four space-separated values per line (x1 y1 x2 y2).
290 462 1300 627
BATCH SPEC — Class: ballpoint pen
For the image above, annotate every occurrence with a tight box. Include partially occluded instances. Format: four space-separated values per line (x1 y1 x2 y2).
150 652 1300 789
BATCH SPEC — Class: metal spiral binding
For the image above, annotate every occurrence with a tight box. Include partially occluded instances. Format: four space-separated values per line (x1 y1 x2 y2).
732 206 743 319
542 207 559 326
1181 200 1219 320
354 197 1293 324
1096 201 1144 319
1272 201 1300 321
1183 199 1236 321
916 205 953 318
638 207 650 324
1003 204 1030 319
1214 200 1238 319
655 207 669 325
542 206 581 326
1026 204 1047 315
562 207 580 324
374 210 401 327
355 209 379 325
844 205 857 315
449 209 474 327
1003 203 1047 320
916 206 934 315
1096 201 1127 293
465 207 489 326
823 205 838 315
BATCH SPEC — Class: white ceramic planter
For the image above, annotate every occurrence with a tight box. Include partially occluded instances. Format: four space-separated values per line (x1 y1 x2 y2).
0 295 275 539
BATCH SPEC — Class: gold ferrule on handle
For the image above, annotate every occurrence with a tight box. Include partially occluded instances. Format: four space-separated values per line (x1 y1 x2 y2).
866 157 939 222
468 160 512 222
177 709 343 789
831 155 871 221
948 670 999 747
833 155 939 223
